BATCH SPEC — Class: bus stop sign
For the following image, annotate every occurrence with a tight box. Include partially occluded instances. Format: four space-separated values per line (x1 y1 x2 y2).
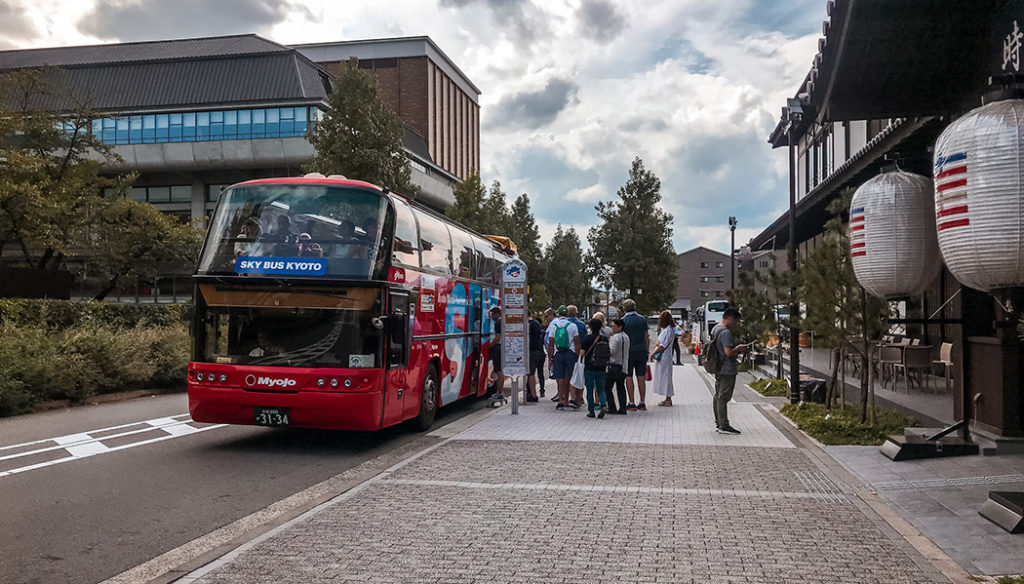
500 259 528 377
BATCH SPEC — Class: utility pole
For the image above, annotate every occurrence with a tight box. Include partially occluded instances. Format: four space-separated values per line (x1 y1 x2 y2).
786 98 804 405
729 216 737 289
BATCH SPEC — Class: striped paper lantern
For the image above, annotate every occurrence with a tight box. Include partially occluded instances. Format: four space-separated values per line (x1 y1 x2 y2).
933 99 1024 292
850 170 940 299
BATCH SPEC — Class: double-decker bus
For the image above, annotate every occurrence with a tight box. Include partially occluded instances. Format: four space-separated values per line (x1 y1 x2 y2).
187 174 515 432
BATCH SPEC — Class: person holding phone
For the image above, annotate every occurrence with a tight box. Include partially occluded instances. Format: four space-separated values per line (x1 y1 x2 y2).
711 307 749 434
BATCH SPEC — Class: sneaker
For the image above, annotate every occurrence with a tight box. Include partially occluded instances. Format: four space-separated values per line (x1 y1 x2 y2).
568 400 582 410
526 395 539 403
586 411 596 418
637 402 647 411
717 425 741 435
551 395 560 402
598 407 607 419
555 403 566 411
539 388 545 397
626 403 637 411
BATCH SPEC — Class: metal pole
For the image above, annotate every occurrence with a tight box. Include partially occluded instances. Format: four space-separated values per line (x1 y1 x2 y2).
788 126 801 404
511 377 519 415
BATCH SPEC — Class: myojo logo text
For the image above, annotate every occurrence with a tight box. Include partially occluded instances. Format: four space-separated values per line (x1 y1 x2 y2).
245 374 297 388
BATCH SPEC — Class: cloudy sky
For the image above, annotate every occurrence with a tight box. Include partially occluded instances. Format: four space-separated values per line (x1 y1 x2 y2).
0 0 824 255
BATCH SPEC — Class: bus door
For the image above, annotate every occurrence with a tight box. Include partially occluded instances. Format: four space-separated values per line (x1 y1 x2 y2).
468 284 484 395
383 290 411 427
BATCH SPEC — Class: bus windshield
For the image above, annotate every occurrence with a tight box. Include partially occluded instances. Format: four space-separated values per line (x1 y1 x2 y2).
194 285 383 368
198 184 390 279
707 301 728 312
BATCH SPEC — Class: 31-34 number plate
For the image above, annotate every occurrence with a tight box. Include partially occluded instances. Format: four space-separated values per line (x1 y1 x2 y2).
254 406 290 427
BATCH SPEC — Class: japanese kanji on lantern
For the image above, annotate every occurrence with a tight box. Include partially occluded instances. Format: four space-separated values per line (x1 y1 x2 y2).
850 169 940 299
933 99 1024 292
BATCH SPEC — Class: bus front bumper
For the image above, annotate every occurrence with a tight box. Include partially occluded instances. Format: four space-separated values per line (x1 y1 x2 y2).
188 384 385 431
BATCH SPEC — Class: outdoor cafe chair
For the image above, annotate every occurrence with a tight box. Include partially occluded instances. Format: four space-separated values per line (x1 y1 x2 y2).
933 342 954 393
878 345 903 389
894 345 933 393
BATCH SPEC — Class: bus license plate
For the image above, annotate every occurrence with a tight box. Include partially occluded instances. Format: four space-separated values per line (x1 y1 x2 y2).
254 407 290 427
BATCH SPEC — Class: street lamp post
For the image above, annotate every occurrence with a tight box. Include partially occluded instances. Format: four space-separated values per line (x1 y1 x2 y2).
785 98 804 405
728 216 737 289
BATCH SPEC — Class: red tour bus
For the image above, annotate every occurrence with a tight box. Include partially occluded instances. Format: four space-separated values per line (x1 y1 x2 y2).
188 174 515 431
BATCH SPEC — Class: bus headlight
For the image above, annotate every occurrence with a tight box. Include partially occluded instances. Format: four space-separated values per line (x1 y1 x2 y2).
330 378 340 388
317 378 326 388
343 379 353 388
197 373 204 381
219 374 228 382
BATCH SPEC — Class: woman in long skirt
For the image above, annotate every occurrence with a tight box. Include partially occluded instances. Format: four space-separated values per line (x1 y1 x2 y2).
650 311 677 406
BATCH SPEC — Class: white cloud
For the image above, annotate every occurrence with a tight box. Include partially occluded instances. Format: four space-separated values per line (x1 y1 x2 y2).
7 0 824 255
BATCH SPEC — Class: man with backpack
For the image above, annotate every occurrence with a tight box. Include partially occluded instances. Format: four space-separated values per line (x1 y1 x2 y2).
546 305 581 410
708 307 749 434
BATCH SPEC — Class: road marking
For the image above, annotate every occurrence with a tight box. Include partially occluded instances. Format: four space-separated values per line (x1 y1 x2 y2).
0 415 227 478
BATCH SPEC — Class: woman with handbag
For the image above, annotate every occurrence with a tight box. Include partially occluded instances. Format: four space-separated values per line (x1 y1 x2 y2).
650 311 677 406
579 318 611 418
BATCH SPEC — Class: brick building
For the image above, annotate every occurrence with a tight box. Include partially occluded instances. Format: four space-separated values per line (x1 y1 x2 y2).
674 247 735 315
296 37 480 182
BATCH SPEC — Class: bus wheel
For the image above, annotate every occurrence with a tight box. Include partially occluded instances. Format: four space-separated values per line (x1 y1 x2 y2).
415 365 439 431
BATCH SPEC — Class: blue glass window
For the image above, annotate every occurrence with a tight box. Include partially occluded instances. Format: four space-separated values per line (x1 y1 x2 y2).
128 187 146 202
223 110 237 139
252 109 265 138
170 185 191 202
279 107 294 135
208 111 223 140
116 118 129 144
147 186 170 203
156 114 169 141
237 110 251 138
142 115 156 143
183 113 196 141
295 107 308 134
196 112 210 140
266 108 280 137
129 116 142 143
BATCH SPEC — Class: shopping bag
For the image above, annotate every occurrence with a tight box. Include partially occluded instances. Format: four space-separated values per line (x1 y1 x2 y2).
570 358 586 389
645 364 653 381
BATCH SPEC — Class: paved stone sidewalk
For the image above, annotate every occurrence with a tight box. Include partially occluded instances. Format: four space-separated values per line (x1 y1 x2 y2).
181 362 951 584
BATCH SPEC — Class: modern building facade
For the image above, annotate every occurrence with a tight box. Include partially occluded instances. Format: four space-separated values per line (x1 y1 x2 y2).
0 34 480 300
674 247 735 314
749 0 1022 441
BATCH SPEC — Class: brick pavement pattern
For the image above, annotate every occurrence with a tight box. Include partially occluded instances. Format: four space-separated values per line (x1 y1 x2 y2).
185 363 949 584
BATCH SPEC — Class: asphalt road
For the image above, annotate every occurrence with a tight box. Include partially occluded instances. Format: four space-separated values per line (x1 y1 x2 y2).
0 392 487 584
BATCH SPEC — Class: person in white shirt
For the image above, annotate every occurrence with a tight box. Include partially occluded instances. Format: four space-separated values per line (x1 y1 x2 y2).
606 318 630 414
546 305 581 410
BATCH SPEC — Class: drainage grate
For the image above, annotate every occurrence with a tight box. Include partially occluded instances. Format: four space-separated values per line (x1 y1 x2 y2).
794 470 848 503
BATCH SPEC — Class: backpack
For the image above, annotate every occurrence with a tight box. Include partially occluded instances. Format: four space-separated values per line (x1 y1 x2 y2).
553 321 571 350
587 334 611 368
703 329 723 375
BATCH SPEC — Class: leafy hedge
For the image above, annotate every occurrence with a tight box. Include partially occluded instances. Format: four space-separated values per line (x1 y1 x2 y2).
0 298 188 329
779 402 916 446
749 378 788 397
0 300 190 417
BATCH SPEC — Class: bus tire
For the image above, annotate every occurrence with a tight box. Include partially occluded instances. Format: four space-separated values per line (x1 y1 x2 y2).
415 364 439 432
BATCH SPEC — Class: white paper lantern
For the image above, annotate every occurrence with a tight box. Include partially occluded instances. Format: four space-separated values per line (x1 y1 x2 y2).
850 170 940 299
933 99 1024 292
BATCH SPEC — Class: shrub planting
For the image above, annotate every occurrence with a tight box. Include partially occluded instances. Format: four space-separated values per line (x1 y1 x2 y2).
779 401 916 445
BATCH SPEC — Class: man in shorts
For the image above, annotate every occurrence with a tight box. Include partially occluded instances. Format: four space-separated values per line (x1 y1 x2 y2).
546 305 581 410
621 298 650 411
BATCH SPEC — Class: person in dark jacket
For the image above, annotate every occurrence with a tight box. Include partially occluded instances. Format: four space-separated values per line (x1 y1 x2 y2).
579 318 609 418
527 312 544 402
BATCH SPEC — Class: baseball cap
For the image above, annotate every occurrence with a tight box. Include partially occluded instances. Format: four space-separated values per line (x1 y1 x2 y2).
557 305 568 315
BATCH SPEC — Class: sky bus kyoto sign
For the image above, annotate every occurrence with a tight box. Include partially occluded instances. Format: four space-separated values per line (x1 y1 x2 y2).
235 257 327 276
500 259 528 377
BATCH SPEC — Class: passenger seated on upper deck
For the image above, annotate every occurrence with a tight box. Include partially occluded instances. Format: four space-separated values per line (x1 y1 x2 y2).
270 215 298 256
349 217 379 260
233 218 263 257
297 233 323 258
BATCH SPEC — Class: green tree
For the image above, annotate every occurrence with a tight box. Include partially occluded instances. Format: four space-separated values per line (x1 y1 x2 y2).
305 58 417 196
84 199 203 301
482 180 513 235
447 172 488 231
588 157 676 314
0 67 132 271
544 225 591 307
507 193 545 280
727 270 776 347
800 188 890 420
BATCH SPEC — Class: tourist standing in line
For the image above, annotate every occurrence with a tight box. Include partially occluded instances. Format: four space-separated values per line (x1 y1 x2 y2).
566 304 588 407
546 305 581 410
711 307 749 434
621 299 650 411
650 310 677 406
606 318 630 414
579 318 611 418
672 320 684 365
526 311 544 401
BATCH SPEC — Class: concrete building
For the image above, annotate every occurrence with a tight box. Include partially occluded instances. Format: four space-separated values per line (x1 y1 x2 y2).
749 0 1022 442
0 34 479 300
674 247 735 316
